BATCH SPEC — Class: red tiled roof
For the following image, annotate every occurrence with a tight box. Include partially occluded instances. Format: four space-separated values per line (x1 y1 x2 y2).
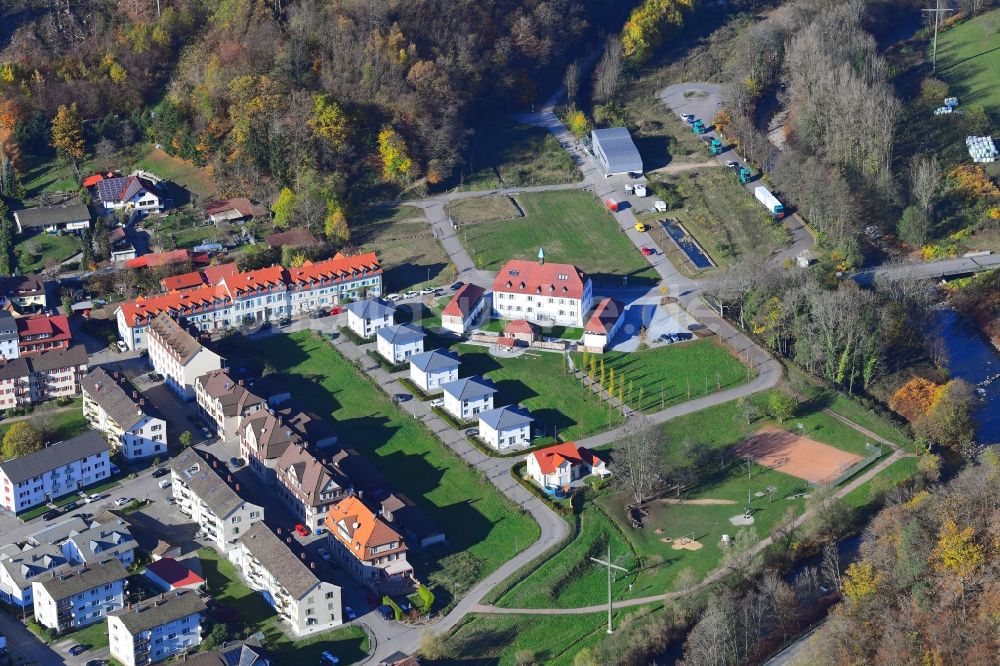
126 249 210 270
442 283 485 318
118 284 231 327
504 319 537 335
82 174 104 188
17 314 71 341
205 197 259 217
160 262 239 292
221 265 285 295
584 297 624 334
325 496 407 561
145 557 205 588
493 259 587 300
201 262 239 285
530 442 601 475
285 252 381 287
160 273 204 291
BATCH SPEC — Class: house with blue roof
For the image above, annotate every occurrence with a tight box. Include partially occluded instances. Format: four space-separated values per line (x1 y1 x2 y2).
408 349 459 393
478 405 533 451
347 299 396 338
441 376 496 421
376 324 424 364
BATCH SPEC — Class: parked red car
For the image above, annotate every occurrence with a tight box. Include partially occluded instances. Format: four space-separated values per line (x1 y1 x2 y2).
329 306 344 315
641 247 656 256
295 523 311 537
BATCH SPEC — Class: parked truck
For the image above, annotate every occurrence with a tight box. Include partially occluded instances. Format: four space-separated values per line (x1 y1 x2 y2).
754 186 785 219
702 136 723 155
691 119 707 134
738 167 752 184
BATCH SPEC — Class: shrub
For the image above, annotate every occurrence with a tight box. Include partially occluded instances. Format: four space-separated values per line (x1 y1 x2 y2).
767 391 797 423
382 595 403 621
416 583 435 614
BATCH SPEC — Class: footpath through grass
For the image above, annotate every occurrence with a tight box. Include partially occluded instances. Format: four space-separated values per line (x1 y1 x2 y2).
198 548 368 663
461 190 660 282
455 343 622 440
574 339 752 413
218 332 540 603
353 204 454 292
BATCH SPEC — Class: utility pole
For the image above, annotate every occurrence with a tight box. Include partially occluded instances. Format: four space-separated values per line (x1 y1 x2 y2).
923 0 954 72
591 545 628 634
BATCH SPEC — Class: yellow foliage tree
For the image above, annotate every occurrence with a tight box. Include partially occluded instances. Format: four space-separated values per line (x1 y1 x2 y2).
889 377 940 423
51 103 85 168
378 127 414 183
109 62 128 84
271 187 296 230
288 251 308 268
621 0 694 64
324 204 350 247
931 519 984 579
843 561 881 602
566 109 590 137
309 94 349 150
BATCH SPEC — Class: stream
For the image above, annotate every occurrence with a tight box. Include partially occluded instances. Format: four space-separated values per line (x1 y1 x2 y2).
934 309 1000 444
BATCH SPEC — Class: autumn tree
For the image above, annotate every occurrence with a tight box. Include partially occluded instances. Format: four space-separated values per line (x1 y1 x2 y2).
3 422 43 459
51 103 86 176
272 187 296 229
309 94 349 151
566 109 589 138
889 377 939 423
378 127 414 183
917 379 977 453
324 204 349 247
621 0 694 64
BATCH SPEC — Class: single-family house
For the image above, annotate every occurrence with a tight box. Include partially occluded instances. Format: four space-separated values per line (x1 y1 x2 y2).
108 227 137 263
0 275 49 313
441 284 487 335
92 175 164 212
32 557 129 633
12 203 91 234
169 448 264 552
477 405 533 451
346 299 396 339
108 589 206 666
325 496 414 593
492 258 593 328
376 324 424 364
232 522 342 636
441 376 496 422
147 314 223 399
16 314 73 355
195 369 265 440
82 368 167 460
407 349 459 394
0 431 110 513
582 297 625 353
525 442 608 490
205 198 266 225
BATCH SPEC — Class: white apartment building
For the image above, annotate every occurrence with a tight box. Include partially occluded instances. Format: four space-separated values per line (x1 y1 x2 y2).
61 519 137 568
108 589 206 666
232 522 342 636
195 370 265 440
346 299 395 338
0 544 68 608
492 258 593 328
82 368 167 460
32 558 129 633
407 350 459 394
0 311 20 360
116 253 383 350
0 431 110 513
477 405 533 451
169 448 264 552
441 376 496 422
147 314 223 401
376 324 424 364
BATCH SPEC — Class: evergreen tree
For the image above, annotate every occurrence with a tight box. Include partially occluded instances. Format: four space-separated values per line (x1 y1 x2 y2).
0 151 16 198
0 205 13 275
80 226 94 269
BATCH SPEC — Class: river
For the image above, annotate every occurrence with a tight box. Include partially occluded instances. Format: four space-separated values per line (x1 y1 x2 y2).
935 309 1000 444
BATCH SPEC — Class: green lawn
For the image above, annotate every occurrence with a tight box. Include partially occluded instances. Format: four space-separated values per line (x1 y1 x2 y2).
133 144 217 199
14 232 81 273
477 319 583 340
461 190 660 282
0 405 89 446
455 343 622 440
447 196 523 224
198 549 368 662
841 456 921 511
150 211 223 250
936 8 1000 123
353 204 455 292
575 339 752 413
216 333 540 605
426 610 644 666
638 169 789 271
460 119 581 190
63 620 110 650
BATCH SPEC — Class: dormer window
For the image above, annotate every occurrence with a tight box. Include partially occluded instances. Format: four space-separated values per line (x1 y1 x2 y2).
557 274 568 280
519 282 525 289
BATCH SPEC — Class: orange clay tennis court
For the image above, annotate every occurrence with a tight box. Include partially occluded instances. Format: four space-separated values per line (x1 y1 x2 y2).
732 426 864 485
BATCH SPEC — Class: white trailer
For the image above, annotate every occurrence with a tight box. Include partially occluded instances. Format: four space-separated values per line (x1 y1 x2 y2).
754 186 785 218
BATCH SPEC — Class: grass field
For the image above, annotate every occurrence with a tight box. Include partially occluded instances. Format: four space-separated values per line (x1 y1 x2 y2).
62 617 111 651
460 119 581 190
455 343 622 440
216 332 540 605
447 196 523 224
638 169 788 269
461 190 660 282
841 456 920 510
14 232 81 272
574 339 752 413
134 144 217 199
0 405 89 446
353 204 455 292
935 8 1000 123
151 211 222 249
198 549 369 663
427 610 646 666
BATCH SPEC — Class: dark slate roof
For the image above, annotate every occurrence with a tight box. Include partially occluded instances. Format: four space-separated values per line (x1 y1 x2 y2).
477 405 533 430
28 345 88 372
26 517 91 547
407 349 459 374
174 638 270 665
81 368 150 430
346 299 395 320
110 589 206 635
376 324 423 346
13 204 91 229
0 311 18 342
0 431 108 484
35 557 128 601
441 376 496 401
237 522 325 600
0 357 30 381
169 448 254 519
0 544 68 590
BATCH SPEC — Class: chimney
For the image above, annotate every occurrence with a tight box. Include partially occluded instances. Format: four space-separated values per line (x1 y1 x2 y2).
212 461 218 469
276 527 282 535
300 552 306 560
286 537 292 544
235 483 240 492
227 475 232 483
132 391 138 399
310 561 316 570
139 398 144 407
238 379 244 387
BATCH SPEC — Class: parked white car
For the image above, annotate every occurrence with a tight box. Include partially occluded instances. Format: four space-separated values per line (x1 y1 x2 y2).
419 287 436 295
385 293 402 302
402 290 419 299
115 497 131 507
158 479 171 489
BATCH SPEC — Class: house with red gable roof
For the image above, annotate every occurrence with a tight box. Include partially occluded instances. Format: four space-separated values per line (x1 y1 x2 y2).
143 557 205 592
492 253 593 328
441 283 487 335
525 442 608 490
125 249 210 271
582 297 625 353
159 262 239 292
16 313 72 355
